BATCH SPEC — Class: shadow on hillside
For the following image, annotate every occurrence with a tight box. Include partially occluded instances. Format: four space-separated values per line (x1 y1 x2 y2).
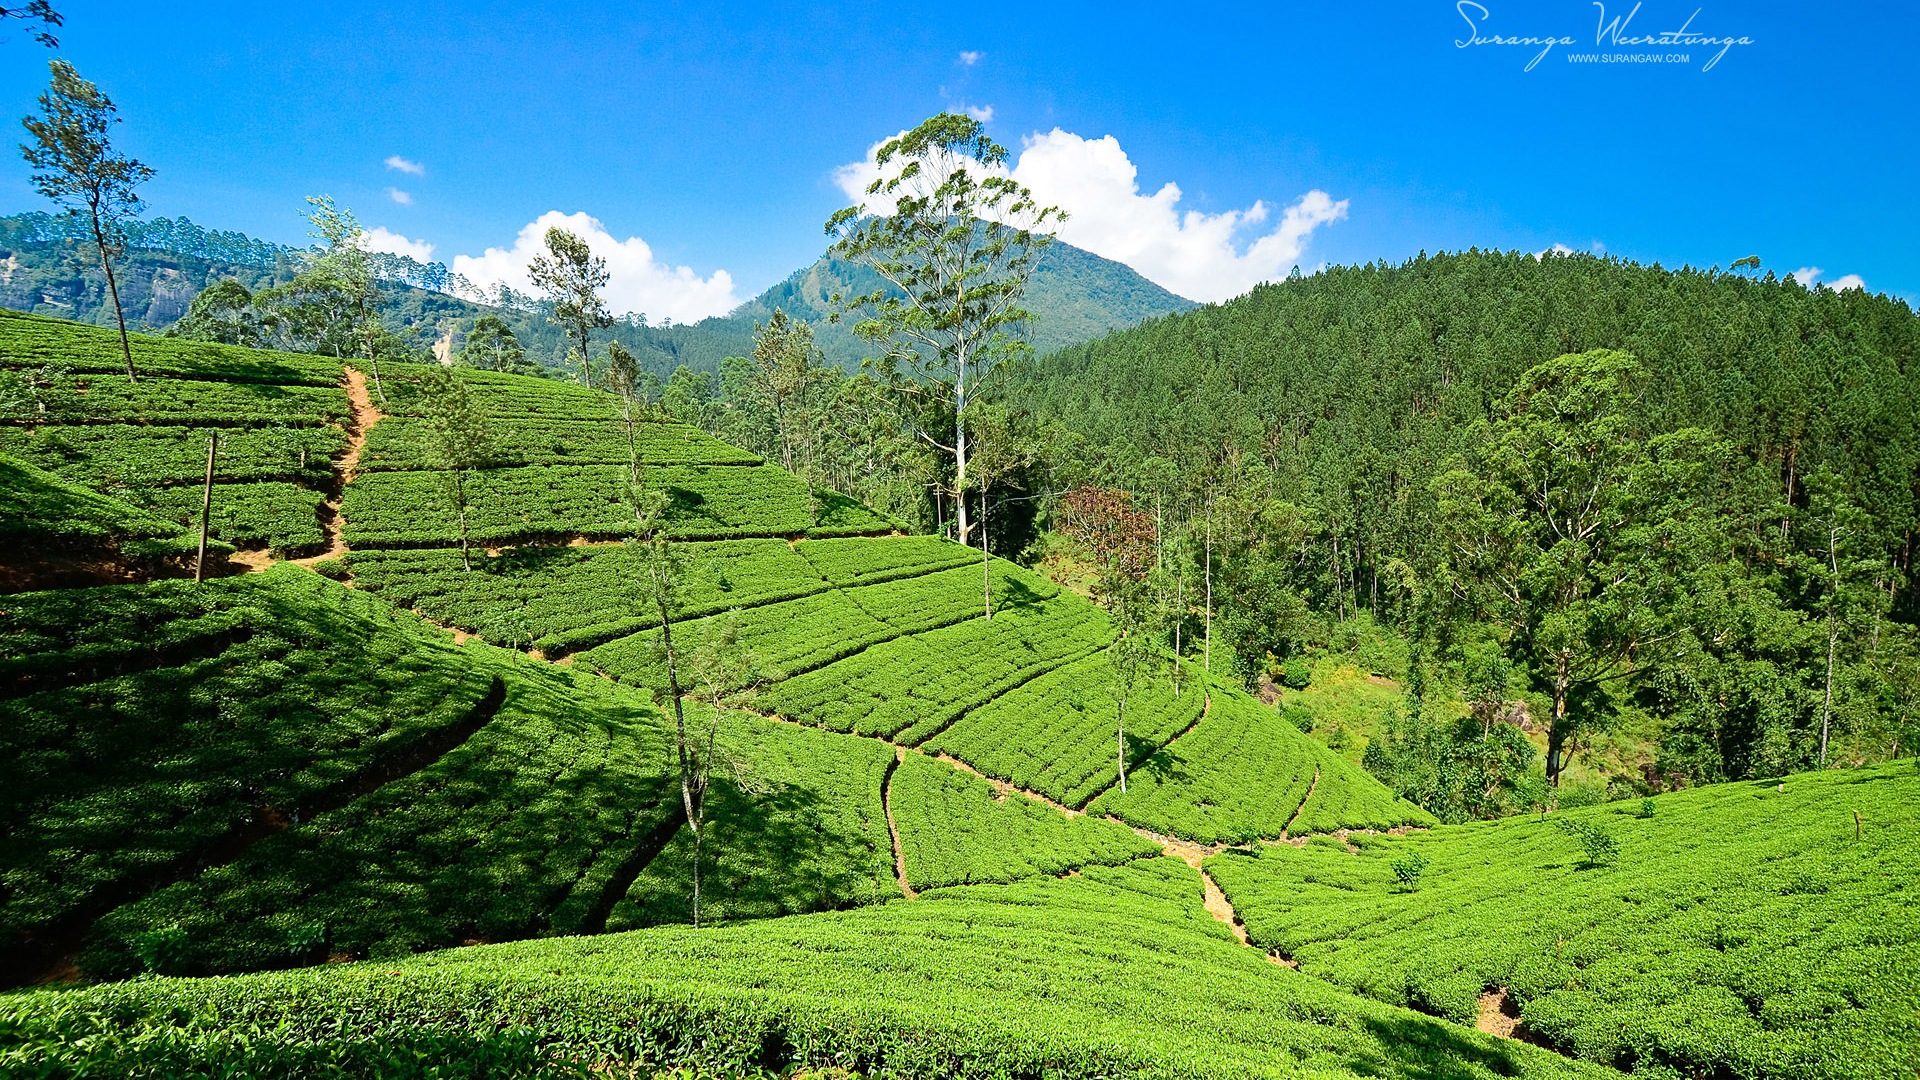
996 575 1047 615
76 659 683 979
1353 1012 1527 1080
608 772 889 930
1129 741 1194 787
7 576 525 979
487 543 607 573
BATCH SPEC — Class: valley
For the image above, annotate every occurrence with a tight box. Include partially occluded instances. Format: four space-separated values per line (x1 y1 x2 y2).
3 308 1914 1079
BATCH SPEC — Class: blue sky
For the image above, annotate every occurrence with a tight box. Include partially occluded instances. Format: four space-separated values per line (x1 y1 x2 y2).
1 1 1914 317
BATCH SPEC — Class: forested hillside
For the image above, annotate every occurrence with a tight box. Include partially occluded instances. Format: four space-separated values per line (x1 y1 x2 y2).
1012 251 1920 800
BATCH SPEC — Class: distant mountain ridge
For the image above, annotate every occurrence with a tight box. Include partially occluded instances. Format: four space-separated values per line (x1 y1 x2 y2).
731 241 1197 365
0 211 1194 375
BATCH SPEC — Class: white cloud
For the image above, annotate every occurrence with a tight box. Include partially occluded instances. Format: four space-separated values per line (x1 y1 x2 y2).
386 187 413 205
1791 266 1867 291
959 50 984 66
833 127 1348 302
964 103 994 122
450 210 740 325
384 155 425 175
1534 243 1577 259
362 226 435 262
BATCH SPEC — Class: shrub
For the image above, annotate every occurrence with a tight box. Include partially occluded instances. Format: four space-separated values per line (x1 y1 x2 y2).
1638 797 1657 819
1282 704 1315 733
1279 655 1313 690
1554 818 1619 868
1554 781 1608 809
1389 852 1427 888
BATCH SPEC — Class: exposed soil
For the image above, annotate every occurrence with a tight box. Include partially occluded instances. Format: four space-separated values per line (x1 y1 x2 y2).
1199 867 1249 945
225 547 275 574
1477 989 1522 1038
1256 673 1282 706
933 751 1088 817
291 366 380 569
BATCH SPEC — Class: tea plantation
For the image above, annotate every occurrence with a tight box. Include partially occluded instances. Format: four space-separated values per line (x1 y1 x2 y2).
0 860 1614 1080
1206 763 1920 1079
4 311 1916 1080
1 312 348 554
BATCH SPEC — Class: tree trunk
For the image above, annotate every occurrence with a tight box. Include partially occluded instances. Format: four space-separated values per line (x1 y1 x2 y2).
776 396 793 472
1820 523 1841 766
1545 657 1570 786
92 215 135 384
953 345 971 549
1116 693 1128 794
194 431 218 581
625 410 638 481
1174 568 1183 698
691 813 703 929
1155 494 1163 569
577 329 593 389
981 486 992 620
655 573 696 838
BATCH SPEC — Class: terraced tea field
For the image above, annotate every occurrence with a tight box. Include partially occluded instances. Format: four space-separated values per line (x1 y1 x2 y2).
5 312 1915 1080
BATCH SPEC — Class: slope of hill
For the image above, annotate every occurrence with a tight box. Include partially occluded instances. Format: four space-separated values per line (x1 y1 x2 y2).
1012 250 1920 788
4 312 1916 1080
1209 762 1920 1079
1 311 1404 975
0 211 1194 376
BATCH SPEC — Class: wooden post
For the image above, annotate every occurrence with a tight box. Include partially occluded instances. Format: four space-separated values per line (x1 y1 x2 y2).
195 431 219 582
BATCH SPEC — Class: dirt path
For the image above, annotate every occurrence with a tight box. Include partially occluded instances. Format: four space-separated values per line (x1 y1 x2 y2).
1157 837 1250 944
289 366 380 569
883 747 917 899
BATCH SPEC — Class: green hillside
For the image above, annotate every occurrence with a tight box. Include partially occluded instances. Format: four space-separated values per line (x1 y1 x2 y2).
722 240 1197 369
3 311 1916 1080
3 860 1613 1080
1208 763 1920 1079
1012 251 1920 797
